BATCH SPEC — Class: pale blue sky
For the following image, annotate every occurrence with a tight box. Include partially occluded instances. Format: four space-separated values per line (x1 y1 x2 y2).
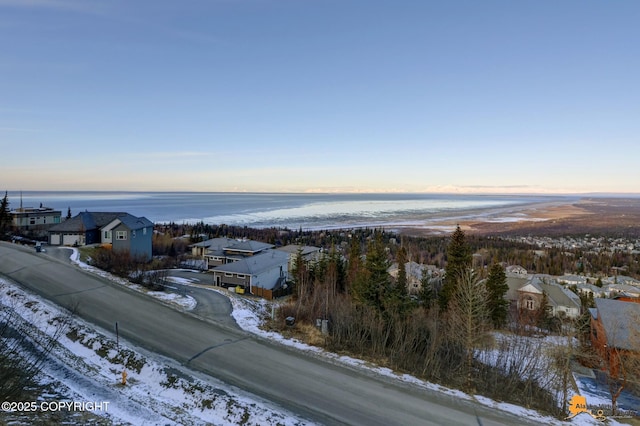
1 0 639 193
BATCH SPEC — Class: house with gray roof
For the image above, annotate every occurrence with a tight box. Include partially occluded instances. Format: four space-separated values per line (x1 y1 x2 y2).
102 214 154 261
604 283 640 299
48 211 125 246
190 237 238 268
388 261 440 295
590 298 640 374
276 244 322 275
557 274 588 286
10 205 61 235
505 265 528 276
189 238 275 269
515 276 581 319
574 283 605 298
211 250 289 299
48 211 153 260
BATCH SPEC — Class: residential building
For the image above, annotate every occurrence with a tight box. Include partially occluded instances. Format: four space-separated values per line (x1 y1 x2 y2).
210 250 289 300
102 214 154 261
48 211 153 260
10 206 62 234
275 244 322 274
590 298 640 375
515 276 581 319
190 238 275 269
49 211 124 246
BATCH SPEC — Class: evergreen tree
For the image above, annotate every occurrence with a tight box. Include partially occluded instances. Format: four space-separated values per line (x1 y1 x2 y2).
395 246 408 292
439 225 472 310
536 291 554 330
418 268 433 306
327 245 347 294
354 232 389 310
346 236 362 295
66 206 72 220
383 246 411 315
485 263 509 328
0 191 9 236
292 247 310 299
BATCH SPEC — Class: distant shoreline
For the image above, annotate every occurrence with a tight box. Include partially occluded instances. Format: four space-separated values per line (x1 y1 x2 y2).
421 197 640 238
9 192 640 236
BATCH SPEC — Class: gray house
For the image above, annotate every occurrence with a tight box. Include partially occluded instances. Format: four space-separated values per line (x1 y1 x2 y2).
190 238 275 269
515 276 581 319
102 214 154 261
211 250 289 299
49 211 124 246
48 211 153 261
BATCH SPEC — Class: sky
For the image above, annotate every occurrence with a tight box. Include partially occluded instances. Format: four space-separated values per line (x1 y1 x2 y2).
1 0 639 194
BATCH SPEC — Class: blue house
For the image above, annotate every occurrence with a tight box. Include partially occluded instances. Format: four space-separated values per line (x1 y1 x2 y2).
102 214 154 261
49 211 153 261
49 211 125 246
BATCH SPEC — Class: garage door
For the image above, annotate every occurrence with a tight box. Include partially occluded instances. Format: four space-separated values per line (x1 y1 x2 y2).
63 234 79 246
50 234 61 245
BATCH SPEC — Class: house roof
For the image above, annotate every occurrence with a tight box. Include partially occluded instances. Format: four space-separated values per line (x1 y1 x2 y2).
190 237 237 249
212 250 289 281
505 275 528 301
275 244 321 256
48 211 125 233
605 284 640 295
518 276 544 295
540 282 580 310
224 240 274 253
109 213 154 230
594 298 640 351
514 276 580 310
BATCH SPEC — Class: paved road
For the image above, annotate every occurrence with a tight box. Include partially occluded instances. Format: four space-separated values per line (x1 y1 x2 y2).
0 242 545 425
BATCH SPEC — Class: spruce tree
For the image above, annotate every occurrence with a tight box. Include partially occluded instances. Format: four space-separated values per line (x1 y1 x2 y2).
485 263 509 328
419 269 433 306
0 191 9 236
395 246 408 292
356 232 389 310
439 225 472 310
384 246 410 315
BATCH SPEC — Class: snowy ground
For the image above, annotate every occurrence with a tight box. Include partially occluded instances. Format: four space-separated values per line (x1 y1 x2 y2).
0 249 632 425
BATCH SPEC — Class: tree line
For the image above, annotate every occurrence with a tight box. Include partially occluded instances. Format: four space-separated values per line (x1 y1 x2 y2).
279 226 567 416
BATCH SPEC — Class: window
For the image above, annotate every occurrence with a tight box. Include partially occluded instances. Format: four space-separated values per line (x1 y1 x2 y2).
116 231 127 240
224 273 233 277
143 227 147 235
525 297 535 310
132 230 136 238
237 274 245 279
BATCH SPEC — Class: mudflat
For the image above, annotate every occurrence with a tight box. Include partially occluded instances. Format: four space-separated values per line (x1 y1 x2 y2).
467 197 640 236
399 197 640 237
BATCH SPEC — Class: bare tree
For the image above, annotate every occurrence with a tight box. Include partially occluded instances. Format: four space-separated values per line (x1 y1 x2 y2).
447 269 490 390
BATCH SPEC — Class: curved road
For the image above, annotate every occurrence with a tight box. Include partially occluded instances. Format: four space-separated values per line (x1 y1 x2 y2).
0 242 544 425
